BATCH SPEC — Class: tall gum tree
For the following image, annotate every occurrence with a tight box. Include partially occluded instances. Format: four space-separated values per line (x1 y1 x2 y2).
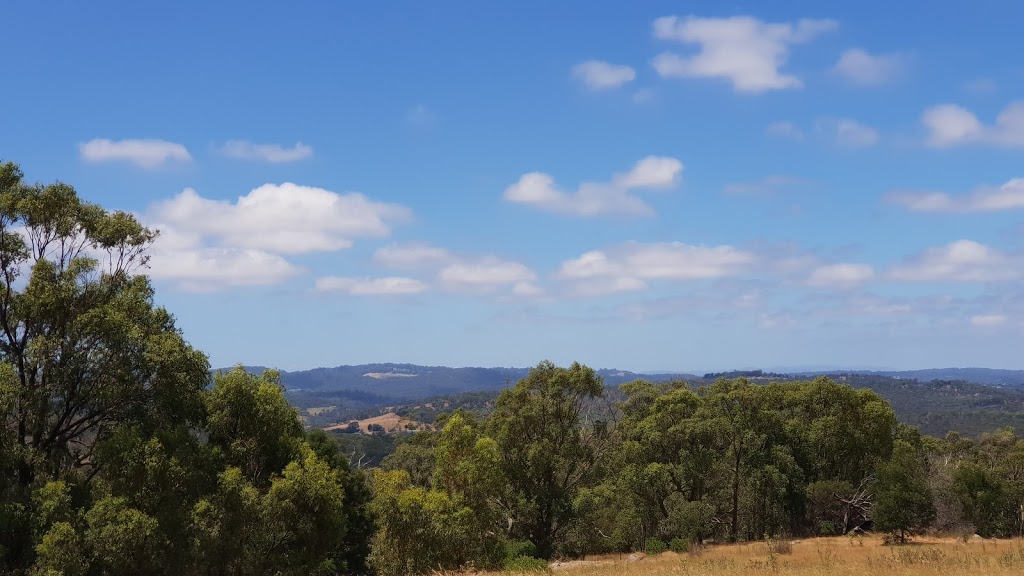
0 161 209 484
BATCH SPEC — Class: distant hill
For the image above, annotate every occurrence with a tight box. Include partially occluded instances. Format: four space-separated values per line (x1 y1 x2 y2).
219 363 699 401
820 368 1024 387
220 363 1024 437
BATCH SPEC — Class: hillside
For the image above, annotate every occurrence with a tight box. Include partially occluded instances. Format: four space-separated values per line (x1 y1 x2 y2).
796 368 1024 387
270 363 1024 438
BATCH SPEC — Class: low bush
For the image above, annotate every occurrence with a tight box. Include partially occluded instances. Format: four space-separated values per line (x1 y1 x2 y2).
503 555 550 572
645 538 668 556
668 538 689 553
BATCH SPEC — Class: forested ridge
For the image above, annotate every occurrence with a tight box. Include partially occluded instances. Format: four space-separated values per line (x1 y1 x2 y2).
4 162 1024 575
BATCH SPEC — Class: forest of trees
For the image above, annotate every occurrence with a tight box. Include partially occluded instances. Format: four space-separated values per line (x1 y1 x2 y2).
3 162 1024 575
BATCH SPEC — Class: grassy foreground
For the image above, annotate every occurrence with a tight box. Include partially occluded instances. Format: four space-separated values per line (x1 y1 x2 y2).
495 536 1024 576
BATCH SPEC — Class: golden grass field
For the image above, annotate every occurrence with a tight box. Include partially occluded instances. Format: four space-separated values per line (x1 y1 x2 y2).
490 536 1024 576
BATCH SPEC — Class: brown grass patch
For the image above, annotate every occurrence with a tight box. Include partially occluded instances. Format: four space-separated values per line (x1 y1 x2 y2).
482 536 1024 576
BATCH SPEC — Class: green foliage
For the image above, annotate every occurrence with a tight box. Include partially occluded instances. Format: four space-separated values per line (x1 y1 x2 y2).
505 540 540 560
0 164 378 576
668 537 689 553
84 496 166 575
31 521 87 576
489 361 611 559
206 367 305 486
645 538 668 555
873 441 936 542
368 469 504 576
503 555 551 572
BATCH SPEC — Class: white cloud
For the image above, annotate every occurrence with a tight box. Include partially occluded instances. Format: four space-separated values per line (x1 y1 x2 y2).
512 281 545 297
438 258 537 293
80 138 191 168
765 121 805 140
833 48 906 85
651 15 836 92
149 184 410 255
572 60 636 90
314 276 428 295
503 156 683 217
219 140 313 163
806 263 875 288
144 183 410 291
373 243 454 270
148 246 301 292
887 178 1024 213
922 101 1024 148
373 243 542 297
888 240 1022 283
817 118 879 147
970 314 1008 327
558 241 755 295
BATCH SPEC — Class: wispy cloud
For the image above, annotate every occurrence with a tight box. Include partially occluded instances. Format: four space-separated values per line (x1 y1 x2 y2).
80 138 191 168
219 140 313 163
816 118 880 147
833 48 908 85
887 240 1022 283
572 60 636 90
886 178 1024 213
558 241 755 295
314 276 428 295
765 121 805 140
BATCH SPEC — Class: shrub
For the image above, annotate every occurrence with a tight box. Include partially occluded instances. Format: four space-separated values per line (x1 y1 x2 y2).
505 540 539 560
645 538 668 556
503 556 550 572
668 538 689 553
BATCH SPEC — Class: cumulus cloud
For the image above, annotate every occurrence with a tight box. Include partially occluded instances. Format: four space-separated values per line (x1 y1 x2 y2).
886 178 1024 213
833 48 907 85
651 15 836 92
806 263 875 288
219 140 313 163
148 246 302 292
503 156 683 217
314 276 428 295
572 60 636 90
145 183 410 291
816 118 880 147
558 241 755 295
373 243 541 297
149 184 410 255
887 240 1022 283
922 101 1024 148
80 138 191 168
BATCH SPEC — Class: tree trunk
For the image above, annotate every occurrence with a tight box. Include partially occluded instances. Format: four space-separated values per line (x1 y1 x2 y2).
731 447 741 542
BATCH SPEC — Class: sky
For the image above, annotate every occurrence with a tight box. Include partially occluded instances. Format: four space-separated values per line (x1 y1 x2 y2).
2 1 1024 372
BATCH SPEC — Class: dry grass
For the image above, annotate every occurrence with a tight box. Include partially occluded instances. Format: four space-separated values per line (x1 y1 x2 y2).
323 411 431 433
485 536 1024 576
305 406 336 416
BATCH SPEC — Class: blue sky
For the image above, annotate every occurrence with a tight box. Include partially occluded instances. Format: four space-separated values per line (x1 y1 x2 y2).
3 1 1024 372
